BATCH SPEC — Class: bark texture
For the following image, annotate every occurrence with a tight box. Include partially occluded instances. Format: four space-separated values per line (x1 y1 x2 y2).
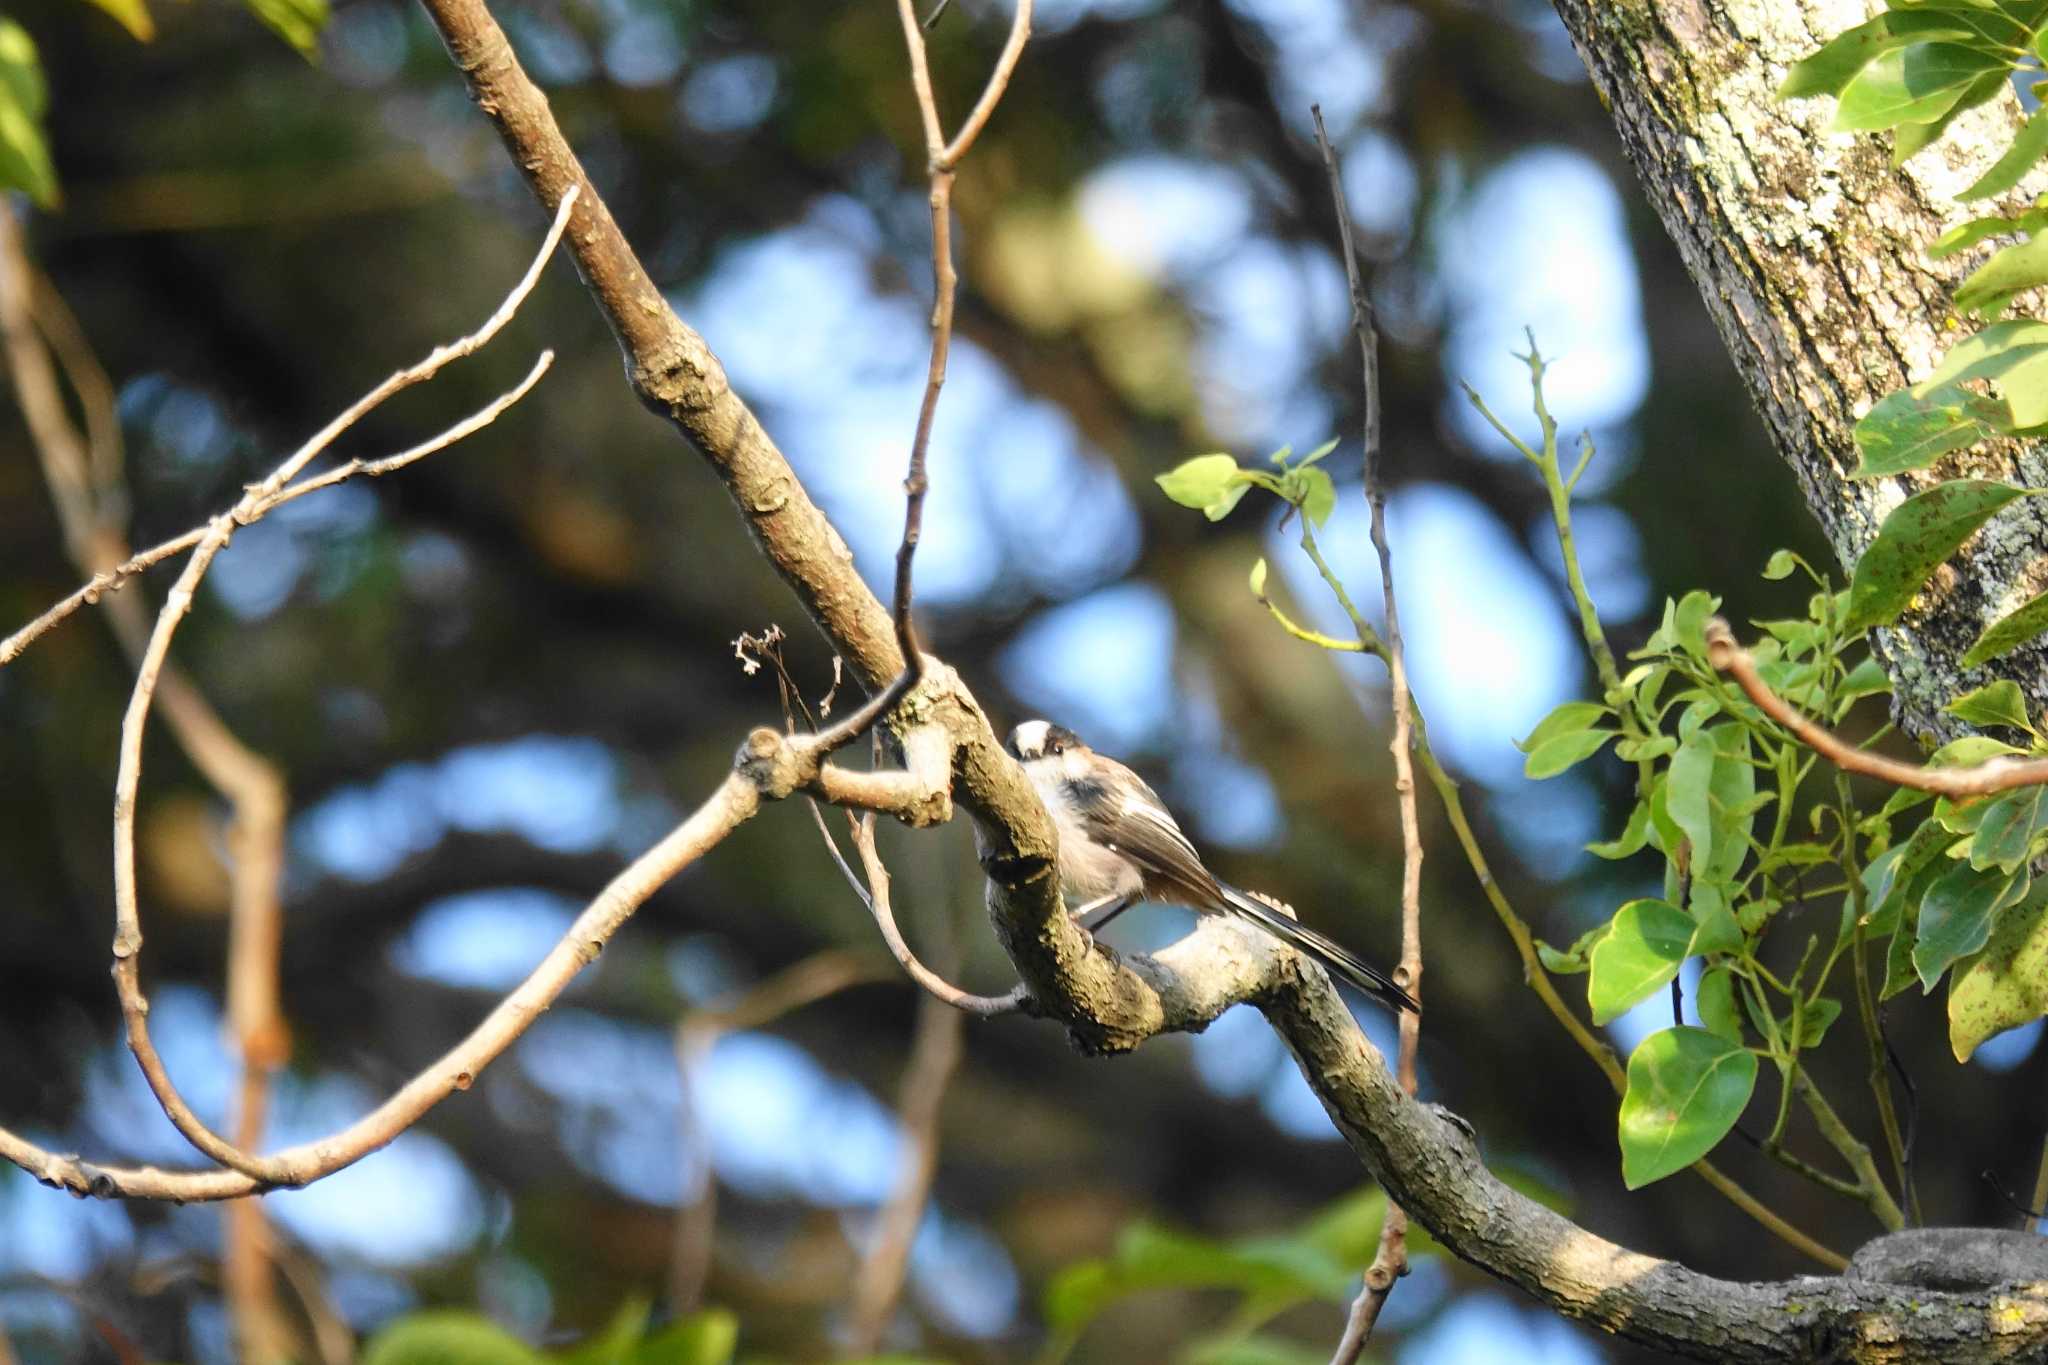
1552 0 2048 741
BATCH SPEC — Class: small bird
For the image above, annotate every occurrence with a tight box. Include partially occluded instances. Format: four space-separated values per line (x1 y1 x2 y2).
1006 719 1418 1015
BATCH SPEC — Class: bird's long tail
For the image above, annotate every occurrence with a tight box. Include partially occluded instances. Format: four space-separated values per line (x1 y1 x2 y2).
1220 886 1418 1015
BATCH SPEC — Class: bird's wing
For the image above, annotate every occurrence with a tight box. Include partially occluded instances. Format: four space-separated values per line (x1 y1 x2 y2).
1071 772 1223 908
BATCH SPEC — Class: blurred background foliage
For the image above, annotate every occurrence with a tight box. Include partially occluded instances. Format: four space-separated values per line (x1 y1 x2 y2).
2 0 2043 1361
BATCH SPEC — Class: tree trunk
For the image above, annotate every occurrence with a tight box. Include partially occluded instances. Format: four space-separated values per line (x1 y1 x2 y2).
1551 0 2048 741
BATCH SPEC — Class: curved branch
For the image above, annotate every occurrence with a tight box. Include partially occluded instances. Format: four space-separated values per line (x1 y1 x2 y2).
1707 617 2048 796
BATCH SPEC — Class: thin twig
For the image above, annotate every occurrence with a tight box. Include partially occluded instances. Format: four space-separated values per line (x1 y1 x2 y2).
845 990 966 1353
0 202 298 1360
0 763 767 1202
851 813 1028 1017
1707 617 2048 796
672 950 894 1311
1 188 563 1193
819 0 1034 753
1312 103 1418 1364
3 352 551 672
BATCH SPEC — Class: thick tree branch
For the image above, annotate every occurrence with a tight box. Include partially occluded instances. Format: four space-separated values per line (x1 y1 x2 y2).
366 8 2048 1359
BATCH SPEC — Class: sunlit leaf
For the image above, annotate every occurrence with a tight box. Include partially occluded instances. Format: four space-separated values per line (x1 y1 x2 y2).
1665 724 1754 883
1295 436 1339 468
1834 43 2005 132
1294 465 1335 528
625 1310 739 1365
1248 557 1268 597
1515 700 1610 753
0 22 57 207
362 1312 546 1365
1962 589 2048 666
1158 454 1241 509
1780 13 1978 98
1522 728 1617 780
1961 104 2048 198
82 0 155 41
1617 1027 1758 1189
1696 967 1742 1043
554 1298 650 1365
245 0 329 56
1844 480 2034 631
1688 900 1744 956
1949 891 2048 1060
1850 382 2006 478
1892 68 2008 164
1588 899 1694 1025
1946 679 2036 735
1955 234 2048 319
1932 203 2048 259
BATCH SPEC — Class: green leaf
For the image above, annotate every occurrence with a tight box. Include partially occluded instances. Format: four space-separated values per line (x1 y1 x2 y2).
624 1311 738 1365
1971 786 2048 871
362 1313 547 1365
1892 67 2010 164
1798 996 1844 1048
0 22 57 207
82 0 155 40
1516 700 1611 753
1837 657 1894 709
1665 724 1756 883
1930 733 2029 767
1537 923 1611 977
1920 319 2048 389
1859 817 1962 943
1617 1027 1759 1189
1184 1337 1331 1365
1834 43 2006 132
1696 967 1743 1042
1043 1219 1355 1335
1949 890 2048 1060
1294 465 1335 528
1962 589 2048 666
245 0 329 56
1780 14 1979 98
1762 548 1800 580
1248 557 1268 597
1615 735 1678 762
1157 454 1243 512
1588 899 1695 1025
554 1299 651 1365
1915 860 2027 988
1587 799 1652 860
1672 590 1722 661
1946 679 2037 735
1295 437 1339 468
1851 382 2006 477
1688 900 1745 957
1956 234 2048 319
1845 480 2034 631
1962 104 2048 199
1522 729 1618 780
1884 911 1921 1000
1932 203 2048 259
